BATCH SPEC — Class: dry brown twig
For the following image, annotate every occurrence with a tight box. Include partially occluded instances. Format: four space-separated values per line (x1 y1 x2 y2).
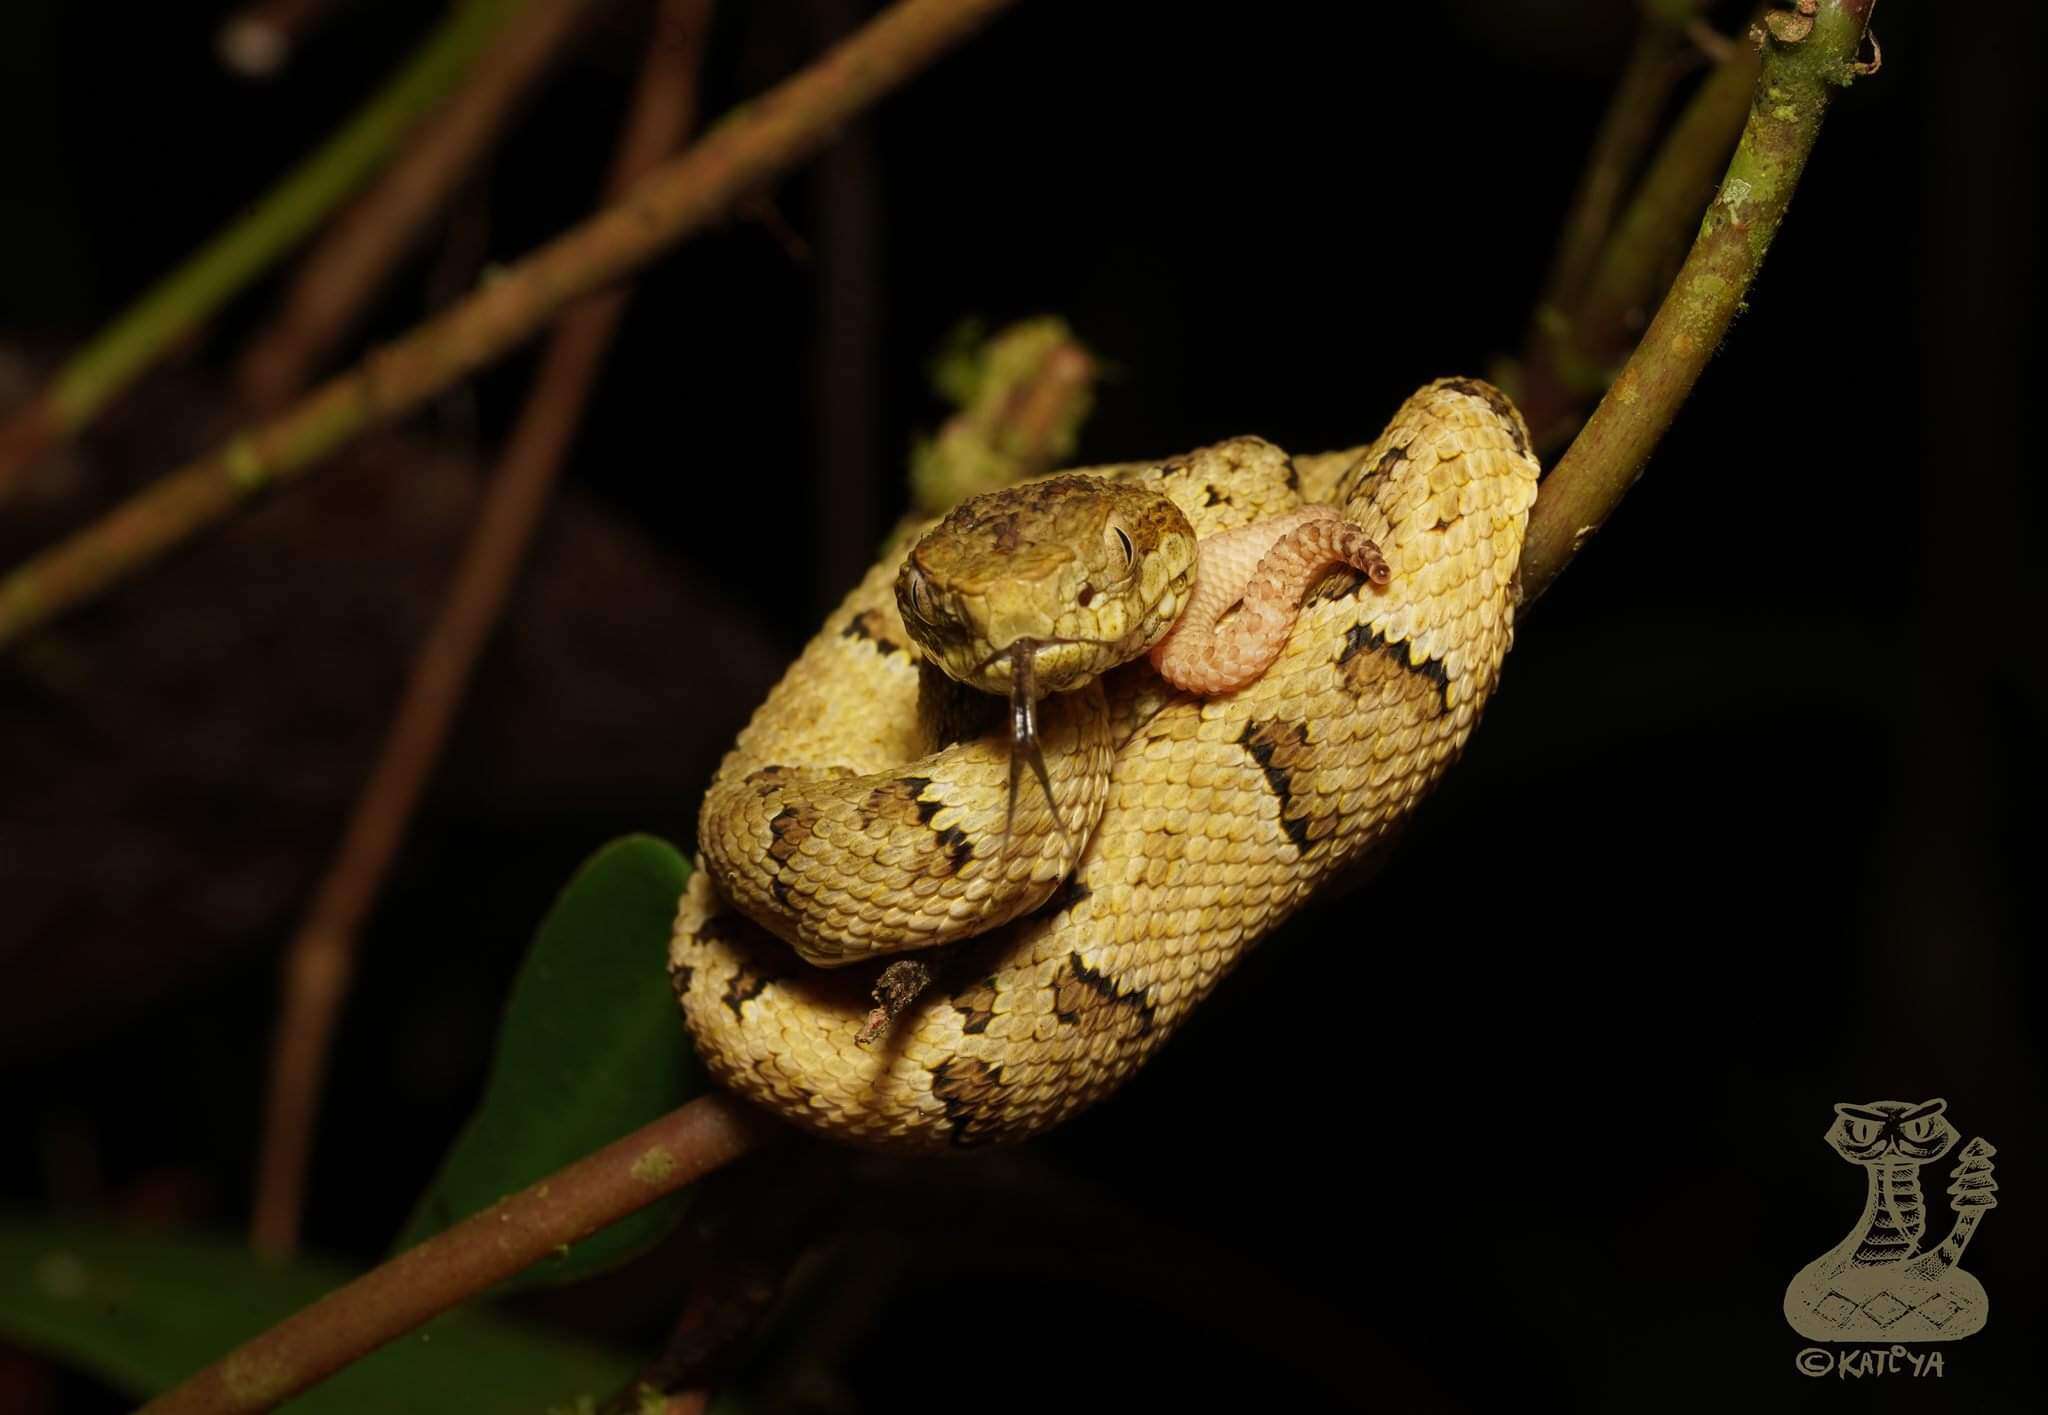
236 0 606 411
248 0 717 1261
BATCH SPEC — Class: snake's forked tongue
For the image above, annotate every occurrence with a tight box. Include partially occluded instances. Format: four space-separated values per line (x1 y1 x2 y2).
1004 640 1067 850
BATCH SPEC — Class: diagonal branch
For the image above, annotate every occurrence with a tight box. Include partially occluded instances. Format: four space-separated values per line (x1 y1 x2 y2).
139 1095 782 1415
0 0 1024 654
1519 0 1878 604
248 0 716 1263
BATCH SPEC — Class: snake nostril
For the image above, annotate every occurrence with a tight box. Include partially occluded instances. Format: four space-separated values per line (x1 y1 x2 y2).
1077 586 1096 608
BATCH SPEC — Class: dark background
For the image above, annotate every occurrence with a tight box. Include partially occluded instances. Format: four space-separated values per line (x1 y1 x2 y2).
1 0 2040 1410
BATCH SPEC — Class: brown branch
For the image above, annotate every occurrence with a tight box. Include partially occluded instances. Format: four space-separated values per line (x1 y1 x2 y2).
1518 0 1878 606
248 0 716 1261
0 0 1023 654
236 0 605 411
143 1095 783 1415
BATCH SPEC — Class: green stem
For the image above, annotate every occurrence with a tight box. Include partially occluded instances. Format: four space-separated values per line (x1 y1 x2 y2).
1519 0 1878 605
0 0 522 500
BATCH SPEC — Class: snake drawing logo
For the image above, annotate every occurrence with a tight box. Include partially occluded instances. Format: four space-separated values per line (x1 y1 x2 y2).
1783 1098 2000 1341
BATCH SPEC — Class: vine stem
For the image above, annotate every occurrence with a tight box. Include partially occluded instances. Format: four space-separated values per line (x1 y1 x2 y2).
1518 0 1878 604
140 1095 782 1415
0 0 1024 652
235 0 605 411
0 0 525 505
248 0 716 1263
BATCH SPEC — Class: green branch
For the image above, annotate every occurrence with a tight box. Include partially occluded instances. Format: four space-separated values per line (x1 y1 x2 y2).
0 0 524 503
1519 0 1877 604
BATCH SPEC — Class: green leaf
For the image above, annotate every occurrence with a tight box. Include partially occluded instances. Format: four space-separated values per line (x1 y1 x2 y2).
0 1220 634 1412
395 834 702 1289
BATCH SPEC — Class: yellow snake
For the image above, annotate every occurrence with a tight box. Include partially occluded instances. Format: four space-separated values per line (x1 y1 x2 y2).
671 379 1539 1150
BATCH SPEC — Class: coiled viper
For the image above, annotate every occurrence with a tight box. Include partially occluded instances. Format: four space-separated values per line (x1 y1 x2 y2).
671 379 1540 1149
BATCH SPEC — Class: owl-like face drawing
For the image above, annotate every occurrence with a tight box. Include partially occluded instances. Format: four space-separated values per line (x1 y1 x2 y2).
1825 1098 1960 1165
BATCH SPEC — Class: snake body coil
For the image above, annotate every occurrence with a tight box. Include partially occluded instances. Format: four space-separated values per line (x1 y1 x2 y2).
673 380 1539 1149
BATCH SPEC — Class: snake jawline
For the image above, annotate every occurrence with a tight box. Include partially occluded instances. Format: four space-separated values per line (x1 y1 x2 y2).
674 381 1540 1151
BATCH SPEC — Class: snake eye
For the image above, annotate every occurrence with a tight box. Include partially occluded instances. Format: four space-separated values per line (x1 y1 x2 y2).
1107 523 1135 572
901 569 935 624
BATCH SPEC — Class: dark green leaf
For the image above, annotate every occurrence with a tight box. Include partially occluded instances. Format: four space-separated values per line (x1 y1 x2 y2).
395 834 702 1289
0 1220 634 1412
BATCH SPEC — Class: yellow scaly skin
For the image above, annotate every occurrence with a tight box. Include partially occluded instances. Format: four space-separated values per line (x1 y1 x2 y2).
673 380 1539 1149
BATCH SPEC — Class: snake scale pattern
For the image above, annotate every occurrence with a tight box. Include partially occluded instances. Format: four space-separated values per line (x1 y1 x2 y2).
671 379 1540 1150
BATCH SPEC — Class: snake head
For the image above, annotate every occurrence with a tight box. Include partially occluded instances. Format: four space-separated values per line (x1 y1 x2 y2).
895 473 1197 699
898 473 1196 851
1825 1098 1960 1164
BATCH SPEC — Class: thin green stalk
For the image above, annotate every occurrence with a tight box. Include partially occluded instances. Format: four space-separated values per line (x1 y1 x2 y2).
0 0 523 501
1519 0 1879 605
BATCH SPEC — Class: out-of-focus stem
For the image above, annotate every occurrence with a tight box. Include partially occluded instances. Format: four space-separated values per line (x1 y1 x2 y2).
1519 0 1879 605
